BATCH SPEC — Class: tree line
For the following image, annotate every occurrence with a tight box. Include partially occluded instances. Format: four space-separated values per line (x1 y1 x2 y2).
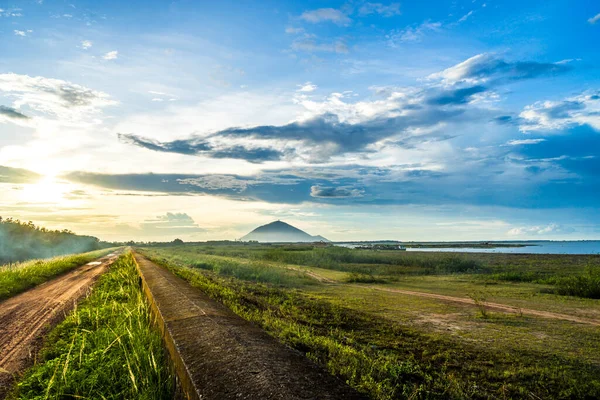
0 217 103 264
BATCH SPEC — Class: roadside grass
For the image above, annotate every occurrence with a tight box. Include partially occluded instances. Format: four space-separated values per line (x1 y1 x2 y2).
12 252 173 400
140 248 600 399
0 248 115 301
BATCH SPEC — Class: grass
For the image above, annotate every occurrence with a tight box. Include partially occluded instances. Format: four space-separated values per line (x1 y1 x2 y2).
141 249 316 287
0 248 115 301
139 246 600 399
554 266 600 299
12 252 173 400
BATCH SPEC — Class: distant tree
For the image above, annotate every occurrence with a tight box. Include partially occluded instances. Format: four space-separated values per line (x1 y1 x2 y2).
172 238 184 245
0 217 102 264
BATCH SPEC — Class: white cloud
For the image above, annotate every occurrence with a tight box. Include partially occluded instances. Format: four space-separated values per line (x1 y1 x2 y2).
285 27 304 34
519 91 600 132
506 138 546 145
427 53 570 85
300 8 351 26
387 21 442 44
359 3 401 17
508 223 574 236
588 13 600 24
0 73 117 122
458 10 474 23
81 40 92 49
178 176 251 191
14 30 31 36
103 50 118 60
297 82 317 92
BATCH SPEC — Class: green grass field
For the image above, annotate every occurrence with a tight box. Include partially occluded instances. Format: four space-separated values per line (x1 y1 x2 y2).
0 248 116 301
140 244 600 399
12 252 174 400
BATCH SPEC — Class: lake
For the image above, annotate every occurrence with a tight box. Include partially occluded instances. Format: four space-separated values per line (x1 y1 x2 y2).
404 241 600 255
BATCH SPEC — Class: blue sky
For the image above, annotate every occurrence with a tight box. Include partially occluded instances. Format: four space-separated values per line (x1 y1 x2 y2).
0 0 599 241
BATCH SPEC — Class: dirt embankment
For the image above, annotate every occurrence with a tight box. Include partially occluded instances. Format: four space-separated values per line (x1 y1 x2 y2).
0 252 120 399
134 253 365 400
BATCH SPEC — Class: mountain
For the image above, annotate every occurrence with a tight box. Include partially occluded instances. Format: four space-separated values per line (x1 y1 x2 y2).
240 220 329 243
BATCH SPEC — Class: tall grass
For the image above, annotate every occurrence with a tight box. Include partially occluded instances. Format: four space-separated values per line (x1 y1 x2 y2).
13 252 173 400
0 249 114 301
555 267 600 299
162 245 483 276
142 248 315 287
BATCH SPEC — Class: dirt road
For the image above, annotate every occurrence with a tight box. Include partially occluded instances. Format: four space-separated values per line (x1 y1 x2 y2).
134 253 365 400
0 252 120 399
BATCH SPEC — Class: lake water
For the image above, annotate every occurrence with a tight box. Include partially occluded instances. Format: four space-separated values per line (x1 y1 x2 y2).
403 241 600 255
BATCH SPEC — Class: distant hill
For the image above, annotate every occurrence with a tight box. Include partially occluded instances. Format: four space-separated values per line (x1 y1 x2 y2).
240 221 329 243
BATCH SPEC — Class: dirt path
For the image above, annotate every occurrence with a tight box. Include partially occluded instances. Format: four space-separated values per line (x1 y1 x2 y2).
0 252 120 399
364 285 600 326
281 266 600 327
188 255 600 327
134 253 365 400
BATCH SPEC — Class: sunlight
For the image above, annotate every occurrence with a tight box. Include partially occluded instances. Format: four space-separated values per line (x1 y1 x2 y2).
21 175 69 204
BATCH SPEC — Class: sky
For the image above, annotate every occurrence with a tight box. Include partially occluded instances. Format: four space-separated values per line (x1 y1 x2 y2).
0 0 599 242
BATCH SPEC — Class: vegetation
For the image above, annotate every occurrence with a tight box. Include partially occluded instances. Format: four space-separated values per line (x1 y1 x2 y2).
156 244 600 298
13 252 174 400
141 249 315 287
140 246 600 399
0 217 104 264
555 266 600 299
0 249 113 301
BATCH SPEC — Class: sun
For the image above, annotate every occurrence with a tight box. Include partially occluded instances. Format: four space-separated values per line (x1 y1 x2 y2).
21 174 70 205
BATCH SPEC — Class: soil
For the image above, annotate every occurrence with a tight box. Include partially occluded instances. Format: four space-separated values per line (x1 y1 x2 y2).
134 253 366 400
0 252 120 399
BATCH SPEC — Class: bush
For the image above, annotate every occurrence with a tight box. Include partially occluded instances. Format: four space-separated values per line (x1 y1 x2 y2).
555 267 600 299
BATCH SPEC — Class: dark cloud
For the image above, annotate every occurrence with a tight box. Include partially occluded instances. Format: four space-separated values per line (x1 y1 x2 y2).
427 85 487 105
118 133 212 155
118 133 285 163
0 105 29 120
493 115 516 125
310 185 364 198
0 165 40 184
62 152 600 210
517 125 600 177
118 106 472 163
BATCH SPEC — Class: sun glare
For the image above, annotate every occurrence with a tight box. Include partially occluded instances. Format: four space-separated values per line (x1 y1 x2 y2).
21 175 70 204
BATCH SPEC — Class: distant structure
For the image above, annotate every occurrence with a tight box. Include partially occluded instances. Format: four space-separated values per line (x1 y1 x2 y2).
240 220 330 243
